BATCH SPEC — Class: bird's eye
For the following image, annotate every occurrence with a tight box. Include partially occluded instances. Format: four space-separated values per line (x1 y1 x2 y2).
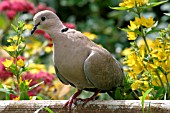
41 16 46 21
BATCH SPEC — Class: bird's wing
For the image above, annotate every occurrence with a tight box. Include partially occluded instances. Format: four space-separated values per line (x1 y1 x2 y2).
84 48 124 91
54 65 72 85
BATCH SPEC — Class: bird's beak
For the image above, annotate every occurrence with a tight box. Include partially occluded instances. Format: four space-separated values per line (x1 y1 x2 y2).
31 22 40 35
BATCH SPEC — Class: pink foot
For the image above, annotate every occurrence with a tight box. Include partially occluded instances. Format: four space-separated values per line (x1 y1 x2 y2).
63 89 100 113
76 89 100 105
64 90 82 113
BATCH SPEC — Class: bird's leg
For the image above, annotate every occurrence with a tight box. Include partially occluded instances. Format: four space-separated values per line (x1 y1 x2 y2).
64 89 82 112
76 89 101 105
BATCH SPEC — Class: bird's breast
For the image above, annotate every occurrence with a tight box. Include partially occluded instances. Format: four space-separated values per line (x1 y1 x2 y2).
53 39 94 89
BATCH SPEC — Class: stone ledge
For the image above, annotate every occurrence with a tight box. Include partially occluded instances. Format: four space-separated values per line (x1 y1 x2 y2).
0 100 169 113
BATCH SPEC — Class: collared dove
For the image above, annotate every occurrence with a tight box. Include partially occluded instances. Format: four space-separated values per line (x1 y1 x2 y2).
31 10 124 112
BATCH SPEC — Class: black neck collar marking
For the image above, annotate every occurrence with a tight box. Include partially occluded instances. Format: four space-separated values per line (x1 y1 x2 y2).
61 27 69 32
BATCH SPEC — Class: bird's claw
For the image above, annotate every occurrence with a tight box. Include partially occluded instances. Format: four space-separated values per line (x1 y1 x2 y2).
63 89 100 113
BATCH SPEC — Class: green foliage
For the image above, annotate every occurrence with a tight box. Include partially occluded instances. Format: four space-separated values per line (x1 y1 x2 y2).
141 88 152 113
112 0 170 103
1 21 43 100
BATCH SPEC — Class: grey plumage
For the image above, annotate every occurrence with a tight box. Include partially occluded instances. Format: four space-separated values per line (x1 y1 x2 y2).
31 10 124 112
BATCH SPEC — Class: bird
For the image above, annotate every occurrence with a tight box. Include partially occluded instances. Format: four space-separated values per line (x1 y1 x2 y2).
31 10 124 112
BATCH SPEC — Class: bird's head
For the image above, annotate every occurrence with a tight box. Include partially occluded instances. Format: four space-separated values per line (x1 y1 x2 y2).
31 10 63 34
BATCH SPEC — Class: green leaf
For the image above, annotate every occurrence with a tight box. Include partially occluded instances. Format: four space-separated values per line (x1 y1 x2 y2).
154 87 165 99
0 88 11 94
115 87 122 99
0 84 16 95
164 13 170 16
44 107 54 113
5 93 10 100
18 44 26 55
118 28 131 32
146 0 168 8
20 91 30 100
18 21 25 28
29 81 44 91
10 63 17 75
0 17 6 29
19 80 30 100
147 102 151 113
34 96 43 100
142 88 153 113
11 24 18 32
109 6 130 10
34 106 44 113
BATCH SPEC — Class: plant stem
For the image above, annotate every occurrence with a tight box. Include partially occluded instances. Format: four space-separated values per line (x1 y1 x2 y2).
136 7 151 53
142 35 151 53
155 70 164 88
164 73 170 99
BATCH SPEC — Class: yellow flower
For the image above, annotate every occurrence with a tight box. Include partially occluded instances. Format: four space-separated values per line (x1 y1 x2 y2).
4 45 18 52
28 63 46 74
49 65 55 74
127 32 138 40
2 77 13 86
2 59 13 67
24 24 33 30
136 0 149 6
17 58 25 67
124 52 137 66
132 61 144 74
157 51 167 61
44 46 53 53
131 80 143 90
137 38 155 48
119 0 135 8
13 35 18 41
167 73 170 82
119 0 148 8
7 37 12 42
141 16 155 28
121 48 131 56
13 96 20 100
127 70 138 80
83 32 97 40
162 60 170 72
19 77 32 86
128 21 139 31
7 36 19 42
13 96 32 100
25 79 32 86
134 17 142 26
151 49 167 61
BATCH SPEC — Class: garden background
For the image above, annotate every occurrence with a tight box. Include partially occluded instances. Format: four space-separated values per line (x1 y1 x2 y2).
0 0 170 101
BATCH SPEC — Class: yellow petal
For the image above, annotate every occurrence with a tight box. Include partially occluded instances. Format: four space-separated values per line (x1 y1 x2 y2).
17 58 25 67
4 45 18 52
2 59 13 67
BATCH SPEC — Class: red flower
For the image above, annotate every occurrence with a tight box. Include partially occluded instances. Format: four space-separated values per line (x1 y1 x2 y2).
34 30 45 35
64 22 76 29
20 71 55 96
44 33 52 41
0 0 35 20
0 1 10 12
11 1 25 12
23 71 55 85
34 30 52 41
30 3 55 14
6 10 16 20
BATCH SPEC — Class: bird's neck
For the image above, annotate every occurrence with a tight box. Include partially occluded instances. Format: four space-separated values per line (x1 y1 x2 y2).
46 26 67 45
45 24 65 35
